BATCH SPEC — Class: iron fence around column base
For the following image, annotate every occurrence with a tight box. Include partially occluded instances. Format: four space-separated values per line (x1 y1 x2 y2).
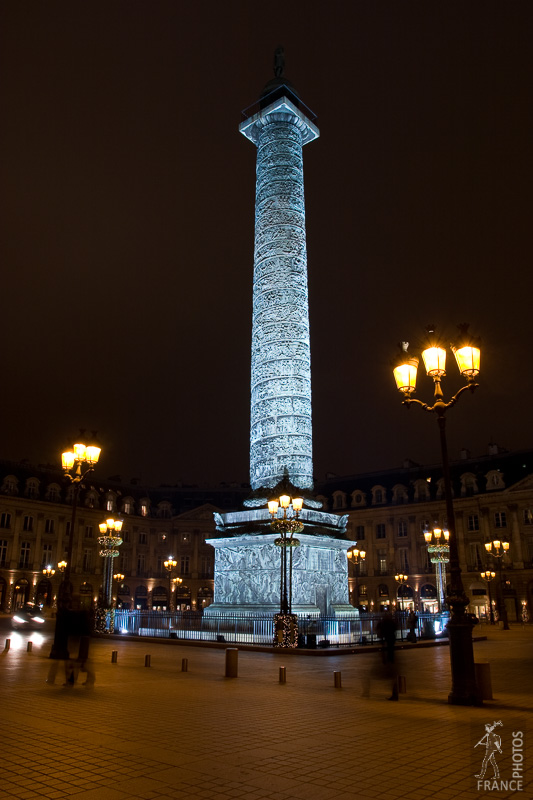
111 610 450 647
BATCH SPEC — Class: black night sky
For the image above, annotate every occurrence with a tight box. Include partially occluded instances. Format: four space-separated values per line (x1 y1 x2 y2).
0 2 531 488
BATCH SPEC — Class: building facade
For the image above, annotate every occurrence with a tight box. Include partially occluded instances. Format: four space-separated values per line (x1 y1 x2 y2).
0 462 248 614
0 446 532 621
320 447 533 622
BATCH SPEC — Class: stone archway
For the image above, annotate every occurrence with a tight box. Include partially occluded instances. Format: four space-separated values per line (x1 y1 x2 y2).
13 579 30 608
35 578 52 607
135 585 148 610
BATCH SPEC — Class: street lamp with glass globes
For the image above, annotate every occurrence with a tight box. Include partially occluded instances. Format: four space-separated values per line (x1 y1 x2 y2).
49 433 101 660
164 557 178 611
480 570 496 624
172 576 183 610
392 324 481 705
347 546 366 611
113 573 125 609
484 539 510 629
394 573 409 611
268 493 304 648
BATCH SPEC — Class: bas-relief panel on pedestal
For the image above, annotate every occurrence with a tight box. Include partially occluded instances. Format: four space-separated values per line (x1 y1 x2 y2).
210 538 350 609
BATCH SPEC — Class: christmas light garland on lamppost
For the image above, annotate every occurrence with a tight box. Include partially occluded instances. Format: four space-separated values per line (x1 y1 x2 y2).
424 526 450 612
95 517 123 633
268 494 304 648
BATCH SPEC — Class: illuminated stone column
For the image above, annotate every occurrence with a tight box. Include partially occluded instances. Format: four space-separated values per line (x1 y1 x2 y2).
240 87 319 491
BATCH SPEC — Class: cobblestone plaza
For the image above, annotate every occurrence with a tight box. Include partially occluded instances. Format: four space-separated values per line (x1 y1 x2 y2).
1 623 531 799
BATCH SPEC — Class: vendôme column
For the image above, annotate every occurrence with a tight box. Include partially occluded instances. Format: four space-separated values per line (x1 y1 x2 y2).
239 60 319 492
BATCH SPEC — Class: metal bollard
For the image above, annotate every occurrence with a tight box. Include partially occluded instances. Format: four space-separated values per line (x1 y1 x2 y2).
5 639 10 651
111 650 118 663
334 670 342 689
27 642 33 653
145 654 151 667
181 658 188 672
225 647 238 678
279 666 287 684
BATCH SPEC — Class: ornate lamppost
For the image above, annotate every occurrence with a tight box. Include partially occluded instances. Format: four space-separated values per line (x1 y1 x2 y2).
480 570 496 624
164 557 177 611
172 576 183 611
113 573 125 609
394 573 409 611
424 526 450 612
484 539 510 629
347 546 365 611
96 517 123 633
393 324 481 705
268 494 304 648
49 435 101 659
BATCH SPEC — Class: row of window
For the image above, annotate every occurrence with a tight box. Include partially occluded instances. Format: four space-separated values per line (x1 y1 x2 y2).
352 509 529 542
1 476 172 518
0 539 213 576
0 514 198 545
329 471 508 510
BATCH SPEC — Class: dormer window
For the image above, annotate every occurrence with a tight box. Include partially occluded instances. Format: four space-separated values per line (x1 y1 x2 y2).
372 486 386 505
123 498 134 515
140 500 149 517
486 470 505 490
2 476 18 495
25 478 40 499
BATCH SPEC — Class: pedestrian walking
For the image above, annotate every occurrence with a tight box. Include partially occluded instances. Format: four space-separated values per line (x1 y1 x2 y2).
377 611 399 700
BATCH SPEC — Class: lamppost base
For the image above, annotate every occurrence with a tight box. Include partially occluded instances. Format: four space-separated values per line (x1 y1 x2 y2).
273 613 298 648
446 602 482 706
94 608 115 634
